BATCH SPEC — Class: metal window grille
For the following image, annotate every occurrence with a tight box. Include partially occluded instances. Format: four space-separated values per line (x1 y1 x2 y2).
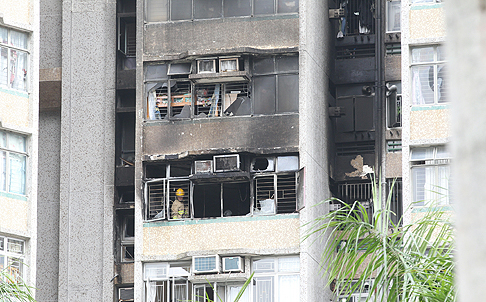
194 83 223 117
147 180 166 220
336 44 375 59
340 0 375 36
387 178 403 226
276 174 296 213
338 182 373 203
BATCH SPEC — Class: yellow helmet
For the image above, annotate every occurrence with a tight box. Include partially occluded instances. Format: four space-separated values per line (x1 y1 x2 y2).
176 188 185 196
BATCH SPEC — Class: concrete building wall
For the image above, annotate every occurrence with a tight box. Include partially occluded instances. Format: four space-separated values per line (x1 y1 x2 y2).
142 216 299 258
299 0 332 301
57 0 116 301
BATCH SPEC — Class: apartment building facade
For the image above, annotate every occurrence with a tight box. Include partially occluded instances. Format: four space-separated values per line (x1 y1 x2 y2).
0 0 39 296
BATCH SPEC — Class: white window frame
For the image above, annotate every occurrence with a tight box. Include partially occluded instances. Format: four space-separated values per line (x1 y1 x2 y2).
386 0 401 33
0 26 29 92
410 45 446 105
410 146 451 206
0 130 28 195
0 236 25 281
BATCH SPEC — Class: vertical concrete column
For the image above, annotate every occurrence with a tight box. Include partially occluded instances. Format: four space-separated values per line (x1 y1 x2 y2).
299 0 333 301
58 0 116 301
447 0 486 300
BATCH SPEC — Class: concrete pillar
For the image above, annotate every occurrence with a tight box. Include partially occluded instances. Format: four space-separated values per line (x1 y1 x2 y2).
299 0 333 301
447 0 486 300
58 0 116 300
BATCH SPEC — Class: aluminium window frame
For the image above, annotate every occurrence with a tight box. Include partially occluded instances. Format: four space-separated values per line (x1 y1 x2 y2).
0 25 30 92
0 130 28 195
386 0 401 33
410 45 446 105
0 236 25 281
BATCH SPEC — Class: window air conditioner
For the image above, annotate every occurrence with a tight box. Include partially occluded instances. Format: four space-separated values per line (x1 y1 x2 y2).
213 155 240 172
195 160 213 174
119 287 134 302
251 157 275 172
222 256 243 273
144 263 169 281
193 255 220 274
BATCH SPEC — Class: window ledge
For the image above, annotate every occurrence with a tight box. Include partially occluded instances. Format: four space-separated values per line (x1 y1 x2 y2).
411 104 449 111
0 191 27 201
0 86 29 98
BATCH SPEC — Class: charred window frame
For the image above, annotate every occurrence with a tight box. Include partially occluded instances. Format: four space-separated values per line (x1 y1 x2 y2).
410 146 451 206
337 0 375 36
145 0 298 22
0 236 25 281
0 26 29 92
118 16 136 57
252 55 299 115
120 214 135 262
411 45 446 105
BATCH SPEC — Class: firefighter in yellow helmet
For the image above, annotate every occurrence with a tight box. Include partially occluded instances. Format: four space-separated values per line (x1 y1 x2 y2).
171 188 187 219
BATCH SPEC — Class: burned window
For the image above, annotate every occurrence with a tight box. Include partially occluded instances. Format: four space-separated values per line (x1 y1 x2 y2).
168 181 191 219
254 173 297 215
253 55 299 115
120 214 135 262
194 82 251 118
337 0 375 37
193 183 222 218
146 179 166 220
193 182 250 218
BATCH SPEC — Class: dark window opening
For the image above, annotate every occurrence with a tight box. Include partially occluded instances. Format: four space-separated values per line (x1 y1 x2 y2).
120 113 135 166
223 182 250 216
387 178 403 226
118 188 135 203
122 245 134 261
118 17 136 57
193 183 222 218
170 162 192 177
124 216 135 238
169 81 192 118
146 163 167 179
253 158 272 171
168 181 190 219
117 89 136 108
338 0 375 36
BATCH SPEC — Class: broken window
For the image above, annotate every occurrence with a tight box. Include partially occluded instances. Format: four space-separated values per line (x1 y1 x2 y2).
169 80 192 118
0 26 29 91
0 236 24 281
119 213 135 262
337 0 375 36
146 179 166 220
0 131 27 195
337 181 373 222
411 146 451 206
193 182 251 218
411 45 446 105
254 173 297 215
194 84 223 117
253 55 299 115
168 180 191 219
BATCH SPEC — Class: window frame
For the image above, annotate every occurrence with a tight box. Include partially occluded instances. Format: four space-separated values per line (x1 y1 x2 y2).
410 45 446 105
0 236 25 281
0 130 28 195
410 146 451 206
0 25 30 92
386 0 401 33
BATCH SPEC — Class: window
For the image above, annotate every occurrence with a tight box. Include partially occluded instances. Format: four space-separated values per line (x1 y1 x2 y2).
386 0 401 32
411 45 446 105
0 26 29 91
144 155 299 221
253 55 299 115
120 215 135 262
411 146 451 206
252 257 300 302
0 236 25 281
0 130 27 195
145 0 299 22
144 262 192 302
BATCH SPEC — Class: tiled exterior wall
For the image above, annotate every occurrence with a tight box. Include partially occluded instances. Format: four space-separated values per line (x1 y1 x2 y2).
409 5 446 40
0 197 28 233
0 93 30 128
410 108 450 140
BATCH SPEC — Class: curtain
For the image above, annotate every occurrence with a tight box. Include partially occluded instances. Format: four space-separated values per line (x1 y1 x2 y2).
278 275 299 302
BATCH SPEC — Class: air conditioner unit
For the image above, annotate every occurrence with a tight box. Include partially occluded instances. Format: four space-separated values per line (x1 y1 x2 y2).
119 287 134 302
195 160 213 174
222 256 243 273
144 263 169 281
213 154 240 172
251 157 275 172
193 255 220 274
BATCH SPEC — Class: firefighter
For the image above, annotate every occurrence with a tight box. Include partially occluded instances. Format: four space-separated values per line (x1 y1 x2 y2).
171 188 187 219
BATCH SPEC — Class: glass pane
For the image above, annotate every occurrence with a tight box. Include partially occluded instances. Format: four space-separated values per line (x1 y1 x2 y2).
436 146 450 159
0 237 3 251
0 131 6 147
224 0 251 17
277 74 298 113
253 258 275 273
437 165 450 204
146 64 168 81
278 275 299 302
7 257 22 280
276 56 298 72
278 257 300 272
277 0 298 14
411 47 434 63
387 0 401 32
0 47 7 87
437 45 446 61
0 27 7 44
411 65 434 105
410 147 434 160
253 57 274 74
228 285 249 302
0 151 6 191
10 30 28 49
254 75 276 114
194 0 222 19
10 50 28 91
171 0 193 21
254 276 274 302
168 63 192 75
146 0 168 22
9 153 26 195
255 0 275 15
7 239 24 254
8 133 26 152
412 166 435 206
437 63 446 103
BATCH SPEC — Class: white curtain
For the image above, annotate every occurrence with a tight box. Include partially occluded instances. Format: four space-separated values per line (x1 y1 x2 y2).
146 281 157 302
278 275 299 302
0 151 6 191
